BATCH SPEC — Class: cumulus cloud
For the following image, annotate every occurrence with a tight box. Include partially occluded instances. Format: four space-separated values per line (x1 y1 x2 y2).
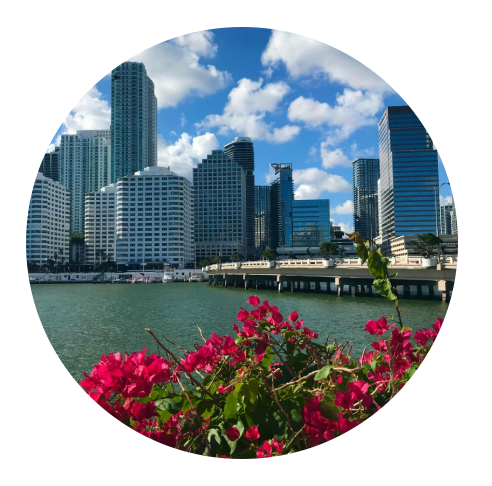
350 143 376 158
288 89 384 144
197 78 300 143
333 200 354 215
261 30 392 93
293 168 351 199
63 87 111 134
131 31 231 109
320 147 352 169
158 132 219 179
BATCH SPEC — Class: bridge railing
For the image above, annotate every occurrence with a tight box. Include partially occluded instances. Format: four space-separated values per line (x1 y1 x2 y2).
204 256 457 272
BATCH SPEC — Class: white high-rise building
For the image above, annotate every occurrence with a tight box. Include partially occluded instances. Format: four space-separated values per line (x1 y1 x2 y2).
84 184 117 265
60 130 111 234
115 166 194 267
26 172 70 266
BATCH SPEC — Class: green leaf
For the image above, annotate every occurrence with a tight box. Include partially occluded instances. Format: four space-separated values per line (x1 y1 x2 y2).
373 278 398 301
150 386 168 401
241 378 259 405
356 242 369 264
208 428 221 447
326 344 337 354
319 394 341 422
224 392 237 421
196 400 215 419
157 409 172 424
235 419 245 436
154 398 182 414
314 364 333 381
388 272 398 279
370 358 378 374
368 250 387 279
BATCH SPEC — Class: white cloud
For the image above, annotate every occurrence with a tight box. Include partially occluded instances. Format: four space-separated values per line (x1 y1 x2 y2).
197 78 300 143
170 131 177 136
337 221 353 234
320 147 352 169
293 168 351 199
157 132 219 180
288 89 384 144
63 87 111 134
131 31 232 109
350 143 376 158
173 31 218 58
180 114 187 127
261 30 392 93
333 200 354 215
440 195 453 205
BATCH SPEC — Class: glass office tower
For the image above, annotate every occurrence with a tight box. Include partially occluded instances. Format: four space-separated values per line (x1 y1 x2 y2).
224 137 255 257
254 186 271 254
292 199 330 247
193 150 247 261
111 62 157 181
269 163 294 249
440 202 453 235
378 106 439 252
39 147 60 182
352 158 379 241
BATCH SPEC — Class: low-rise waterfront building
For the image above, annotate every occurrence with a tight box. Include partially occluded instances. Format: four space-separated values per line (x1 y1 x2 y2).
390 234 458 258
26 172 70 266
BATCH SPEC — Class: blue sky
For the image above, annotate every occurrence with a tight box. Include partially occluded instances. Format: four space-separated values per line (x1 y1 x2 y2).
50 27 452 233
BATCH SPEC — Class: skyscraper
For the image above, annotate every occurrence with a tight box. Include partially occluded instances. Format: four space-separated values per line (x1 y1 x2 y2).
26 172 70 266
378 106 439 252
39 147 60 182
269 163 294 249
440 202 454 235
115 166 194 267
111 62 157 181
254 186 271 254
293 199 330 247
193 150 247 262
224 137 255 257
352 158 379 241
59 130 111 234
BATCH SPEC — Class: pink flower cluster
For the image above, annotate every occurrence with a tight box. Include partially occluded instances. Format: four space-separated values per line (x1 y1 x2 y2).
303 396 360 447
180 332 246 373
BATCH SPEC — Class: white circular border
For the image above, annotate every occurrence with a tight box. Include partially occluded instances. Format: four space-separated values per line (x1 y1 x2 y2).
8 9 476 477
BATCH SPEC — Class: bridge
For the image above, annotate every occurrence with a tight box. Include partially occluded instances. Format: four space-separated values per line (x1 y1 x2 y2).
204 257 457 302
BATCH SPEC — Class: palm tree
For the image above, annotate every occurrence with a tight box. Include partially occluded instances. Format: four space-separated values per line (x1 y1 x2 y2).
408 234 443 259
317 242 338 259
287 252 297 259
231 252 244 262
262 247 279 261
306 247 312 259
337 246 347 259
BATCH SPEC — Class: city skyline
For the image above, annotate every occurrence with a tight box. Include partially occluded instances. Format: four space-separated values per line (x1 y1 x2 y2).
44 28 452 234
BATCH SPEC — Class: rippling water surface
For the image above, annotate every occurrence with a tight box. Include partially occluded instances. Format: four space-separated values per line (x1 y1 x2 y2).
31 283 449 381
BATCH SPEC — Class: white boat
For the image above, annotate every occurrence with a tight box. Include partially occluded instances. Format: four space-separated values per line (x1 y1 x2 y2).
162 272 174 283
189 274 203 282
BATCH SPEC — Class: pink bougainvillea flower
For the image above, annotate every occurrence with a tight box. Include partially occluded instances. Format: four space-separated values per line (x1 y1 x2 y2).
256 440 272 458
364 317 390 336
225 426 240 442
295 320 303 329
433 317 443 335
271 438 284 454
288 311 298 322
247 295 260 307
237 308 250 322
245 424 260 441
414 329 432 347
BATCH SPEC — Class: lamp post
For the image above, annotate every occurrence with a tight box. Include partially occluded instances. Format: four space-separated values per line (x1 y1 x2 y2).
434 182 451 262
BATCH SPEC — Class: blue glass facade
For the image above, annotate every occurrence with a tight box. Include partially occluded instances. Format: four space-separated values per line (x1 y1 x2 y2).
378 106 439 252
292 199 330 247
269 163 293 248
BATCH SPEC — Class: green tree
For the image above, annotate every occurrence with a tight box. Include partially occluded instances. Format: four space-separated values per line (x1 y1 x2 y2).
262 246 279 261
287 252 297 259
230 252 244 262
337 246 347 259
199 257 214 267
407 233 443 259
317 242 338 259
306 247 312 259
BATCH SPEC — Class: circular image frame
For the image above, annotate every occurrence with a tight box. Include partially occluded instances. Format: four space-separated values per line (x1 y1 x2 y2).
8 9 476 477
